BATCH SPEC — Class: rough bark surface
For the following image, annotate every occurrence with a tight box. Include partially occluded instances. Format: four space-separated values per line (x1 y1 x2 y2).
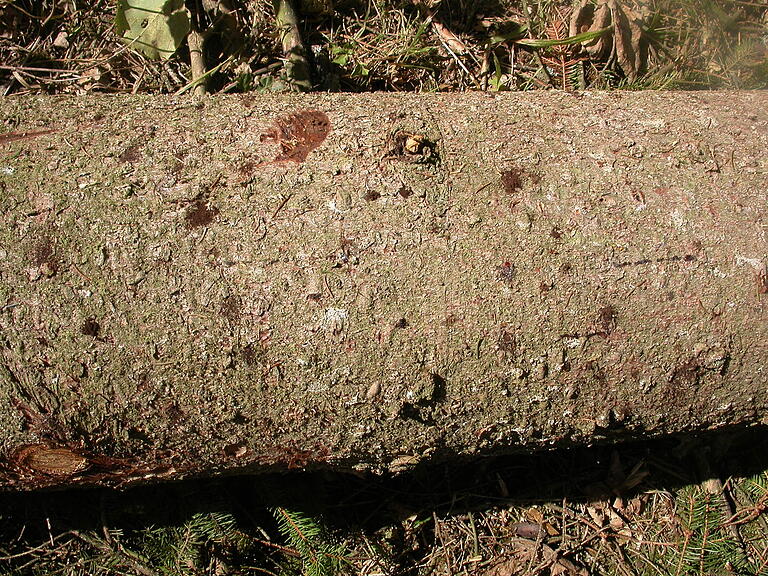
0 92 766 490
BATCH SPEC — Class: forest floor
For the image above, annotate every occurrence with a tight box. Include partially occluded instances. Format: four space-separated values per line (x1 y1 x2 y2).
1 1 768 574
1 428 767 575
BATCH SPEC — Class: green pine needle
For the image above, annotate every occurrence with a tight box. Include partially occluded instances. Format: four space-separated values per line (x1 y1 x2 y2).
272 508 349 576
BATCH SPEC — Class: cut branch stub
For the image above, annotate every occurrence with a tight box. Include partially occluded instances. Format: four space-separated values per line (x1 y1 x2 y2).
11 444 87 477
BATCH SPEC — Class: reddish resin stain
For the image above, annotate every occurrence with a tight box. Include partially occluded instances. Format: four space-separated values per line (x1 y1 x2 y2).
260 110 331 163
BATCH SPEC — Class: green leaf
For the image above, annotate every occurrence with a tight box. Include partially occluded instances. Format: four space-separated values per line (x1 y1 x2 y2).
115 0 190 60
489 23 528 45
351 62 369 77
332 53 349 66
516 26 613 48
490 51 504 91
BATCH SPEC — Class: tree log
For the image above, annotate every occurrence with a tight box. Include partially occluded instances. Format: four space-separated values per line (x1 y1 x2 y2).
0 92 766 490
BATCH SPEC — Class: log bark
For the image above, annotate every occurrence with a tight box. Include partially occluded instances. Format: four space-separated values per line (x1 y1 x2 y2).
0 91 766 490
